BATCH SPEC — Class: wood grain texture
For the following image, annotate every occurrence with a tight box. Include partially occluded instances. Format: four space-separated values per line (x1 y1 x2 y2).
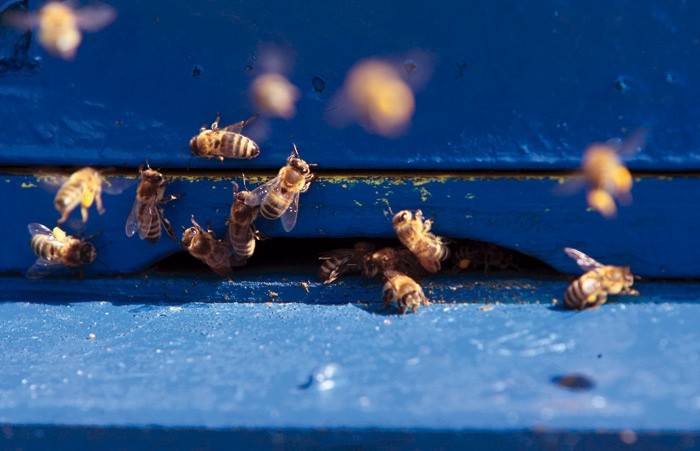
1 1 699 169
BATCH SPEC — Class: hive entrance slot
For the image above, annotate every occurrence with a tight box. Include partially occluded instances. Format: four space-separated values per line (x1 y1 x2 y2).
151 237 556 278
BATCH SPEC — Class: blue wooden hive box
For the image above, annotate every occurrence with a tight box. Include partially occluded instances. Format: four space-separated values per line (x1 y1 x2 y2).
0 0 699 449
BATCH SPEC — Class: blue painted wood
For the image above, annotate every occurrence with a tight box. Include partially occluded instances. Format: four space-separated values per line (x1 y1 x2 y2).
0 275 697 438
2 172 699 277
1 1 700 169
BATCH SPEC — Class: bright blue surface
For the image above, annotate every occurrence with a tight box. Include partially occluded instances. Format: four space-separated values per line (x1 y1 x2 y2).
1 1 700 169
3 173 700 277
0 275 697 437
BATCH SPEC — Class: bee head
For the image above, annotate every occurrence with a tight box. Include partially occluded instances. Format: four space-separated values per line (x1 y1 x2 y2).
80 242 97 265
392 209 412 226
180 226 198 248
189 137 200 154
142 168 163 184
289 157 311 175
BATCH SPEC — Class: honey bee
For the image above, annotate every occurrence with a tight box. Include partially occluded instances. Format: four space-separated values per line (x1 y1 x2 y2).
361 246 424 279
563 247 639 310
181 216 234 277
318 241 375 284
227 180 261 262
392 209 450 273
3 1 116 60
558 129 646 218
189 113 261 161
250 73 300 119
381 270 429 314
125 165 181 243
51 167 122 224
451 242 520 274
245 145 316 232
27 223 96 278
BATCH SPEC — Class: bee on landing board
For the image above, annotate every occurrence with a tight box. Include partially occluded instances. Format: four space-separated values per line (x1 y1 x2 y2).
362 246 424 280
125 165 182 243
563 247 639 310
556 129 646 218
27 223 96 278
189 113 261 161
318 241 376 284
181 216 235 277
382 270 429 314
245 144 316 232
392 209 450 273
3 1 116 60
47 167 125 225
227 180 261 262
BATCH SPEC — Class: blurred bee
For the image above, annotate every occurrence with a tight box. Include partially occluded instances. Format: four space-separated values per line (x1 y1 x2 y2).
51 166 122 224
181 216 234 277
451 242 520 274
125 165 181 243
563 247 639 310
245 145 316 232
3 1 116 60
557 129 646 218
382 270 429 314
227 180 261 262
318 241 375 284
250 73 300 119
27 223 96 278
189 113 260 161
392 209 450 273
362 246 424 279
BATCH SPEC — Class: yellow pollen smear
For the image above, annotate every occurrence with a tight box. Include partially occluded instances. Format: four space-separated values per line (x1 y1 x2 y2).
52 227 67 241
82 189 96 207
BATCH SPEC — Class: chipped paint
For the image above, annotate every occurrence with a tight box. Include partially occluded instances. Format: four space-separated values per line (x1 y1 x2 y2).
354 200 363 207
20 182 37 188
465 193 476 200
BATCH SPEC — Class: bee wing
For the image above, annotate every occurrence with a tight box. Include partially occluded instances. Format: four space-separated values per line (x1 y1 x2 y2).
28 223 54 237
26 258 65 279
245 176 280 207
37 174 69 193
564 247 603 271
280 192 300 232
1 10 38 31
101 176 136 195
611 128 648 158
552 174 586 196
75 4 117 32
125 199 142 238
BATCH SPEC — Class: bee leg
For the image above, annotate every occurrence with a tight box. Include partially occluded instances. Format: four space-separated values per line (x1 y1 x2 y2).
95 192 105 215
80 206 90 223
231 114 259 130
161 193 184 204
211 113 221 130
218 156 225 163
57 210 70 224
162 216 177 240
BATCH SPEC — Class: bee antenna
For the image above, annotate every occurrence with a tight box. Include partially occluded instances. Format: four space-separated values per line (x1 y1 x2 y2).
190 215 202 229
186 154 194 172
93 258 109 268
292 143 300 157
231 180 239 194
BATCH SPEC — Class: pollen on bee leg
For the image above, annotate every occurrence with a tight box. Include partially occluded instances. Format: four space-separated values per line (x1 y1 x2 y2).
587 189 616 218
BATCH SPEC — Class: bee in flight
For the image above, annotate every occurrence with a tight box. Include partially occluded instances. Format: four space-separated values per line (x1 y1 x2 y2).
382 270 429 314
318 241 376 284
48 167 125 225
27 223 96 278
557 129 646 218
227 180 262 262
563 247 639 310
181 216 234 277
245 144 316 232
361 246 424 280
392 209 450 273
3 1 116 60
125 165 182 243
189 113 261 161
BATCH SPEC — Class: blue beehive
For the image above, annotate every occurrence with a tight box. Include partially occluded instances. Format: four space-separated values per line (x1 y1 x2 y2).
0 0 698 448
